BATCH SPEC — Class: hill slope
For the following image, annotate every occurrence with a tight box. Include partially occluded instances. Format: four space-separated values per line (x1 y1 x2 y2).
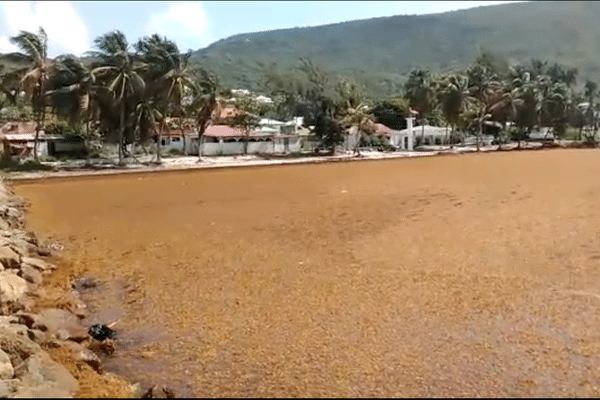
193 1 600 98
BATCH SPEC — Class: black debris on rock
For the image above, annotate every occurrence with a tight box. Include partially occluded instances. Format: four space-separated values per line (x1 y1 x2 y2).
88 324 117 341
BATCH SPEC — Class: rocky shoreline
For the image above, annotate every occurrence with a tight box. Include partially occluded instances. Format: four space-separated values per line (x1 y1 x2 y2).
0 178 143 398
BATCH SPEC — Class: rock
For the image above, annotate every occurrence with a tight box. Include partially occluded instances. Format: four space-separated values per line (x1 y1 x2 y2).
7 239 35 258
37 308 88 342
27 329 47 345
142 385 176 398
72 276 98 292
17 265 42 286
130 383 143 398
21 256 55 273
0 379 19 398
13 295 35 313
0 316 18 326
0 247 19 269
1 324 28 338
14 351 78 398
0 327 41 367
0 272 27 304
0 348 13 379
0 219 9 232
62 341 103 374
0 206 24 229
88 338 115 356
16 312 47 332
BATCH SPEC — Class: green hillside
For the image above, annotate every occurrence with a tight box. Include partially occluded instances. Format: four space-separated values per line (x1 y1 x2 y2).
193 1 600 99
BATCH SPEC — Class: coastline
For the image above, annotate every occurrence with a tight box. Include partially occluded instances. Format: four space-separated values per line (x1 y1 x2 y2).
2 143 545 184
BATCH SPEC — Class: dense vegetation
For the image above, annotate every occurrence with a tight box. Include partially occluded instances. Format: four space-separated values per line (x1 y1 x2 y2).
194 2 600 100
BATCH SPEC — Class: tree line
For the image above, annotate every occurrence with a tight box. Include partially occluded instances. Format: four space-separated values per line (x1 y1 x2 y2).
1 28 599 163
0 27 220 164
262 52 600 153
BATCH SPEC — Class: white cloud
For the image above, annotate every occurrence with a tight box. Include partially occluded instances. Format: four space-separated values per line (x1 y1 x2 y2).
145 2 212 51
0 1 88 57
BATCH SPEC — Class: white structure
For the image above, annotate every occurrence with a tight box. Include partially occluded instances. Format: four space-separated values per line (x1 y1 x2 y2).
255 95 273 104
398 124 448 145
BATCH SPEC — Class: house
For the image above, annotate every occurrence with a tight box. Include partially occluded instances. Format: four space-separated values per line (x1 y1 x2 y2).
157 124 301 156
398 124 448 146
1 122 48 158
372 123 413 150
0 121 86 159
200 125 300 156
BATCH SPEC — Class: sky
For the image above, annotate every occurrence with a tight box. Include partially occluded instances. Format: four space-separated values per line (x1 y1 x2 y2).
0 1 524 57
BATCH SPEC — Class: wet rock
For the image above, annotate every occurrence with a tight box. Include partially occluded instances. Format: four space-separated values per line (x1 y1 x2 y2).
0 272 27 304
142 385 176 398
14 350 78 398
88 338 115 356
72 276 98 292
0 379 19 398
0 247 19 269
21 256 55 273
17 265 42 286
0 348 13 379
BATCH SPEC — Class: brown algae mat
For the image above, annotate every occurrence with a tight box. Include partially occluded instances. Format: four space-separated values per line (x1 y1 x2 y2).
12 149 600 397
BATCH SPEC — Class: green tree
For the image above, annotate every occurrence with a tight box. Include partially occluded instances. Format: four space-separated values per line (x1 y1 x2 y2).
10 27 52 161
229 94 260 155
90 30 146 165
190 67 219 161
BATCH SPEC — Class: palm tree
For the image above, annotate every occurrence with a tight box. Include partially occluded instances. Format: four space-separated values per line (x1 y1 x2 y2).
10 27 52 162
136 35 197 160
404 69 437 143
89 30 146 166
190 67 219 161
340 103 374 156
436 73 472 149
47 55 99 164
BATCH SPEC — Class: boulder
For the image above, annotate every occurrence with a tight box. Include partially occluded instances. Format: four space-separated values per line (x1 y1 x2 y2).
21 256 56 273
27 329 47 345
17 265 43 286
142 385 176 398
62 341 103 374
0 247 19 269
0 348 14 379
13 351 78 398
0 327 41 367
0 272 28 304
0 379 19 398
37 308 88 342
16 312 47 332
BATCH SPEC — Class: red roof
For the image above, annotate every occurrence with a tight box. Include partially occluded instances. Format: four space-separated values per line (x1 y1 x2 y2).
205 125 268 138
372 123 399 137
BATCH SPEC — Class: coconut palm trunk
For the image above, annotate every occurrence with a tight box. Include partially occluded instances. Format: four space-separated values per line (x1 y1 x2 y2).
157 119 164 163
118 100 125 165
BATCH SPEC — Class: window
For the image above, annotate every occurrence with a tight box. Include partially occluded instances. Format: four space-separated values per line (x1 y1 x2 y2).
172 137 181 142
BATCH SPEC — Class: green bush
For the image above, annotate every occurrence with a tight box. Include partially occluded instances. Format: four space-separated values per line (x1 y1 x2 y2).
45 122 82 137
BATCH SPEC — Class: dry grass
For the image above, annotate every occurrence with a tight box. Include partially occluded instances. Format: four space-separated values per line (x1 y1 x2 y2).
13 149 600 397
